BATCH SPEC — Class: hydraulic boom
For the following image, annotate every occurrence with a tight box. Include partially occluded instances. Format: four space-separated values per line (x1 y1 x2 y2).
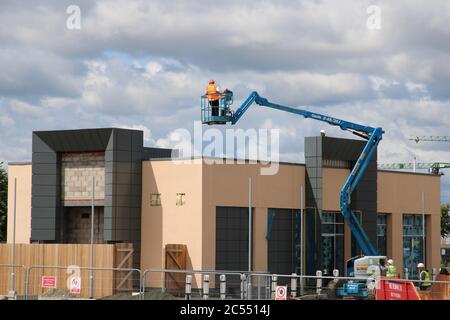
203 91 383 256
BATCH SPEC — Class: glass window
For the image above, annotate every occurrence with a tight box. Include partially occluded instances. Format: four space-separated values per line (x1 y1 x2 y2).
321 211 344 275
403 214 426 279
150 193 161 206
176 193 186 206
377 214 387 256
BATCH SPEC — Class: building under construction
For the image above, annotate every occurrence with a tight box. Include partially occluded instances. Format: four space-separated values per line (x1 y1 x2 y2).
6 128 442 281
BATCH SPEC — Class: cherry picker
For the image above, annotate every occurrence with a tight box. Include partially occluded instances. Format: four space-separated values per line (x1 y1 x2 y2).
201 91 386 298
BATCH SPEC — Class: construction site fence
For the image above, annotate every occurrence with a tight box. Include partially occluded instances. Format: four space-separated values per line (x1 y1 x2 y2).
1 264 142 300
1 265 449 300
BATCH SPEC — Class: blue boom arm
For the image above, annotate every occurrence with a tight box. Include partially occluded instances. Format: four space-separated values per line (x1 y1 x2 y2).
232 91 383 256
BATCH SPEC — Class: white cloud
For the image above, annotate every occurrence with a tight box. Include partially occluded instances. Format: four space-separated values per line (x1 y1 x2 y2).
1 0 450 201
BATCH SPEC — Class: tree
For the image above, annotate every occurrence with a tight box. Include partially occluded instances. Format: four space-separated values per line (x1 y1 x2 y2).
441 204 450 239
0 161 7 242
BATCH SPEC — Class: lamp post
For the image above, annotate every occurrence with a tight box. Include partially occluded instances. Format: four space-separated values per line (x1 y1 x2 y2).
248 177 252 272
10 178 17 298
88 176 95 299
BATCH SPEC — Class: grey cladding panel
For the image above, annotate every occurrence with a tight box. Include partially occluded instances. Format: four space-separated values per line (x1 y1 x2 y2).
32 152 58 163
32 163 59 175
32 196 57 208
115 130 133 151
31 229 56 241
32 134 54 153
32 218 56 230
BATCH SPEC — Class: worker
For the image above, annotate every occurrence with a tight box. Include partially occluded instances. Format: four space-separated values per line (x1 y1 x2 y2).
417 263 432 290
439 264 449 275
386 259 397 278
205 80 223 117
379 259 388 277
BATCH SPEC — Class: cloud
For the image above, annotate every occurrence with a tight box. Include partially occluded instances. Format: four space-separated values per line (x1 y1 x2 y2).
1 0 450 201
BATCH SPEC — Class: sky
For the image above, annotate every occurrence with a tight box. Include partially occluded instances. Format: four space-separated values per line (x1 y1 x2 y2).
1 0 450 202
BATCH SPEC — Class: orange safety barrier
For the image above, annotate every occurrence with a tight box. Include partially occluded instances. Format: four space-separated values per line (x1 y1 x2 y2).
419 274 450 300
374 277 420 300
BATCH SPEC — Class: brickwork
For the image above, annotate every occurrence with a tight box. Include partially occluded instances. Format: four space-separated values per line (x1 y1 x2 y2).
61 152 105 201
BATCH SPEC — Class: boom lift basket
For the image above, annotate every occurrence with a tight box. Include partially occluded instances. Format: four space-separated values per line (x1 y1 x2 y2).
201 93 234 125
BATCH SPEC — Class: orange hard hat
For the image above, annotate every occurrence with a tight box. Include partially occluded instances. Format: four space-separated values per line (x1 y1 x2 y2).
209 79 215 84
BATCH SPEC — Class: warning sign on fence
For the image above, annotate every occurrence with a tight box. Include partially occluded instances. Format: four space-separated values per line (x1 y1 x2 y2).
275 286 287 300
41 276 57 289
69 277 81 294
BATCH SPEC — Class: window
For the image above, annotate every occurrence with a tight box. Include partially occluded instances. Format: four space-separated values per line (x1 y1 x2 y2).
150 193 161 206
176 193 186 206
403 214 426 279
267 208 302 282
321 211 344 276
377 214 388 256
323 159 352 169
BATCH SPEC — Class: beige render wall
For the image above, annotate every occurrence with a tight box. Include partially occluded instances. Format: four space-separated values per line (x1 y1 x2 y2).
323 168 441 275
378 171 441 276
140 158 441 278
203 161 305 272
140 159 203 287
7 164 32 244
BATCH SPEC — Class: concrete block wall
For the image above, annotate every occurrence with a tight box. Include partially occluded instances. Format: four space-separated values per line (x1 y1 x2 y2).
61 152 105 200
63 207 104 244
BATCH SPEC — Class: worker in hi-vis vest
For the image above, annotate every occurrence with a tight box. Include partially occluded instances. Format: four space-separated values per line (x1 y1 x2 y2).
205 79 223 117
417 263 432 290
386 259 397 278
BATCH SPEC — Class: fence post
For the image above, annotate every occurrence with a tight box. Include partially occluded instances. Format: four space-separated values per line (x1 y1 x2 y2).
203 275 210 300
290 273 297 298
316 270 322 295
24 266 30 300
240 274 247 300
139 270 145 301
185 274 192 300
271 275 277 299
431 268 437 281
220 275 226 300
404 268 409 280
333 269 339 282
247 276 252 300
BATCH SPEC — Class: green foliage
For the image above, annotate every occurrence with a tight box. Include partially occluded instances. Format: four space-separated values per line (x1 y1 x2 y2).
0 162 7 242
441 204 450 238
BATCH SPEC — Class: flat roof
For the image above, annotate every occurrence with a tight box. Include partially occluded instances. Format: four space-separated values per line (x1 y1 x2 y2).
7 162 32 166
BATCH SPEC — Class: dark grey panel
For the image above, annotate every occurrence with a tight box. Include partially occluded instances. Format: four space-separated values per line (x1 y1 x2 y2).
32 134 54 153
143 147 173 159
32 185 58 197
32 208 58 219
31 229 56 241
115 130 133 151
32 152 58 163
32 196 57 208
32 163 59 175
216 207 251 271
32 174 59 186
31 218 56 230
267 209 296 279
34 128 112 152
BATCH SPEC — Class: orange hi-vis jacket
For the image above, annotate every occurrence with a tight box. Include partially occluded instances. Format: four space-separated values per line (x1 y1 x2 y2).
206 84 221 100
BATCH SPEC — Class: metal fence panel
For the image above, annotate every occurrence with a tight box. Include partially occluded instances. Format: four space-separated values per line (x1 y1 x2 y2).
0 264 27 299
25 266 141 300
